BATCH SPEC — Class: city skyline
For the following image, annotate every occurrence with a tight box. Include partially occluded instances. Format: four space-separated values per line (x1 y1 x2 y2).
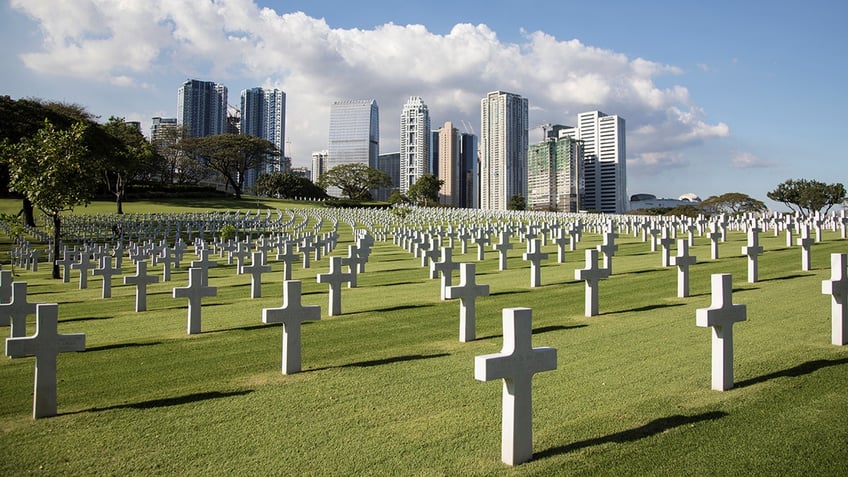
1 1 845 210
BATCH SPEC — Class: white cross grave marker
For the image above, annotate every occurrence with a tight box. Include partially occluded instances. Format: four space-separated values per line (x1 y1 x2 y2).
173 267 218 334
797 226 815 272
493 231 513 271
822 253 848 345
695 274 747 391
93 256 118 299
474 308 557 466
575 249 610 317
5 303 85 418
0 282 37 338
242 251 271 298
522 239 548 288
123 260 159 312
316 256 352 316
431 247 461 300
670 239 697 298
741 227 763 283
445 263 490 342
262 280 321 374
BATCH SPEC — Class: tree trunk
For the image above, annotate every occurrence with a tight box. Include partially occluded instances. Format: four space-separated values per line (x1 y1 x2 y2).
22 198 35 227
52 213 61 279
116 193 124 214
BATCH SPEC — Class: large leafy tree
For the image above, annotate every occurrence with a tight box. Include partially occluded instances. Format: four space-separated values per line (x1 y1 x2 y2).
0 96 112 225
407 174 443 206
317 163 392 200
1 119 103 278
508 194 527 211
102 117 161 214
698 192 767 216
179 134 279 199
767 178 846 216
253 171 327 199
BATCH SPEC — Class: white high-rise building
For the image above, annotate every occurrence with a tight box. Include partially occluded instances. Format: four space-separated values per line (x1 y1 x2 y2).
479 91 529 210
240 87 286 188
311 150 329 182
399 96 431 193
560 111 627 213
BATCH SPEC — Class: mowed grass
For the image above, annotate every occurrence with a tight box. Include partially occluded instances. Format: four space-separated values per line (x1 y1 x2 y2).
0 201 846 476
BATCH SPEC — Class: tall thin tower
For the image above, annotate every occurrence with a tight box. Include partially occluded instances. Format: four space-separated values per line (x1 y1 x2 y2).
479 91 529 210
240 87 286 186
399 96 431 193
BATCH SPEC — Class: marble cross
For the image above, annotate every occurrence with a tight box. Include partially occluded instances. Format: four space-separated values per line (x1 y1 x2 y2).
172 267 218 335
445 263 489 342
242 251 271 298
575 249 610 317
93 256 118 299
431 247 461 300
5 303 85 419
522 239 548 288
474 308 557 466
670 239 697 298
262 280 321 374
123 260 159 312
741 227 763 283
696 274 747 391
316 256 352 316
0 282 37 338
822 253 848 346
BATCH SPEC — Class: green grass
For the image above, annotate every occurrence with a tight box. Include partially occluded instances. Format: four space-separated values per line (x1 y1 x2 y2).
0 202 846 476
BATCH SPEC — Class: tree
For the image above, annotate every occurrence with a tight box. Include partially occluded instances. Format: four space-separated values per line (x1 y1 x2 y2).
698 192 767 216
508 194 526 211
387 190 409 205
407 174 443 206
178 134 279 199
0 96 112 226
317 163 392 200
1 119 102 278
767 178 847 217
102 117 161 214
253 171 327 199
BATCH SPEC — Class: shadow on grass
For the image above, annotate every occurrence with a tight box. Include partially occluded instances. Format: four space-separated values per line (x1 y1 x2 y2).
371 281 422 287
536 411 728 459
609 303 685 314
478 324 587 341
490 290 531 297
74 390 254 414
311 353 450 372
736 357 848 388
368 303 434 313
61 315 114 323
759 273 812 282
87 341 162 352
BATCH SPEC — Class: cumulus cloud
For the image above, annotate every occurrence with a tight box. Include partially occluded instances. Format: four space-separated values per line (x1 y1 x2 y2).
732 152 774 168
10 0 729 169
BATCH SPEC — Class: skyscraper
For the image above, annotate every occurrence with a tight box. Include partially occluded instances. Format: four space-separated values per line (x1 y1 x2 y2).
438 121 460 207
527 128 583 212
460 133 478 209
177 79 228 138
240 87 286 188
399 96 431 193
328 99 379 169
311 150 329 183
560 111 627 213
479 91 529 210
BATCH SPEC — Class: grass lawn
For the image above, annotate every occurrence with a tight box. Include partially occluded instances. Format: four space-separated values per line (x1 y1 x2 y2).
0 200 846 476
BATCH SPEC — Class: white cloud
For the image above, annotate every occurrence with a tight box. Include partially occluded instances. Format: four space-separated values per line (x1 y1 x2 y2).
732 152 774 168
10 0 730 170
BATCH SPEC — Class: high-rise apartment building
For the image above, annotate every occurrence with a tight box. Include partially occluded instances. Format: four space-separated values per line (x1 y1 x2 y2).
479 91 529 210
460 133 478 209
560 111 626 213
240 87 286 188
150 117 178 148
527 127 583 212
438 121 460 207
177 79 228 138
375 152 401 202
399 97 431 193
311 150 329 183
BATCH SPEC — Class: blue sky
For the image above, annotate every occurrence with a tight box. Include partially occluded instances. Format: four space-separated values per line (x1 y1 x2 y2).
1 0 845 210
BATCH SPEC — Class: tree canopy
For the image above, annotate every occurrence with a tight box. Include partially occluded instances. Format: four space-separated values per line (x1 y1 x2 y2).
1 119 102 278
179 134 279 199
102 116 161 213
253 171 327 200
767 178 846 217
407 174 443 206
508 194 527 211
698 192 767 216
317 163 392 200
